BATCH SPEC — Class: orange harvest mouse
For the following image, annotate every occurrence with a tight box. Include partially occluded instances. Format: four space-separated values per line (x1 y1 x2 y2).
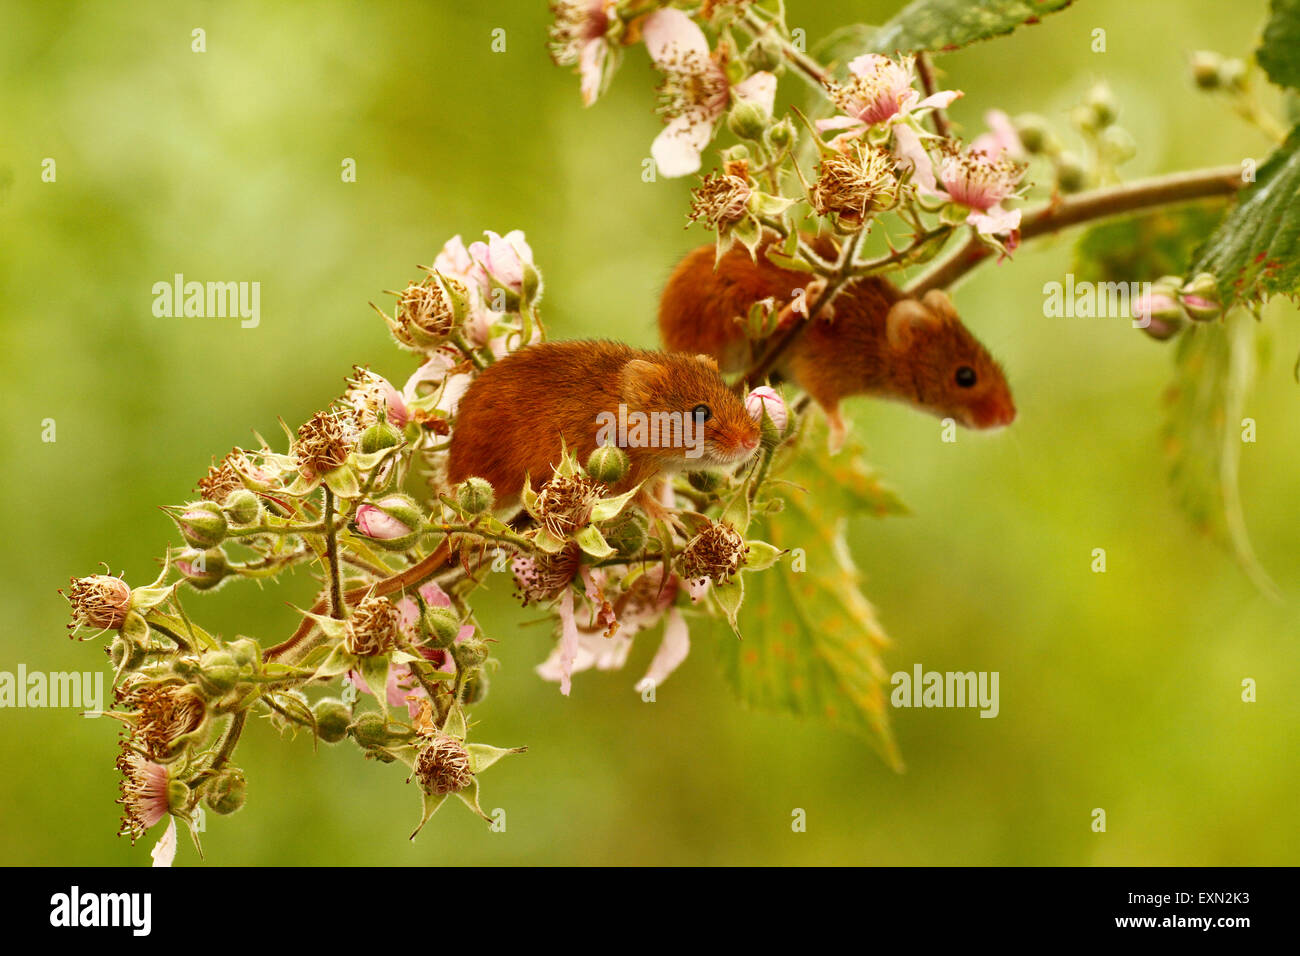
447 340 761 515
659 240 1016 449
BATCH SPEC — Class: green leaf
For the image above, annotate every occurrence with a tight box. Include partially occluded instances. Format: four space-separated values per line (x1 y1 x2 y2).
575 524 615 559
870 0 1075 55
357 655 391 716
1074 203 1227 284
466 743 527 774
712 577 745 636
1162 317 1279 598
409 791 448 840
1191 126 1300 307
1259 0 1300 90
719 423 904 770
589 485 639 523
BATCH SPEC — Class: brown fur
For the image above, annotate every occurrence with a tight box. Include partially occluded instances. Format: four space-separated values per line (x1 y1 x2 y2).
659 239 1015 430
447 340 761 504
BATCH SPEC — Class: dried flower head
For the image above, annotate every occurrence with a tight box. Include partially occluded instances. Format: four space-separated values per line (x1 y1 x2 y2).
388 278 461 347
414 733 474 795
346 596 403 657
197 454 243 503
534 470 600 539
688 169 752 229
679 521 748 584
115 747 174 842
63 574 132 634
810 142 899 223
293 409 355 477
512 544 581 606
118 681 208 763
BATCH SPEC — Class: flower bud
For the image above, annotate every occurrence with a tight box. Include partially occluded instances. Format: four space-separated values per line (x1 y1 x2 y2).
604 512 647 557
727 100 769 141
456 477 495 515
585 443 629 485
204 768 247 815
766 117 795 151
745 386 788 439
227 637 260 668
166 778 191 815
177 548 229 590
745 34 783 73
687 470 725 493
1179 273 1222 322
1013 113 1050 154
1218 57 1247 92
354 495 423 550
1190 51 1222 89
423 606 462 649
460 668 489 705
452 635 489 671
1054 152 1086 193
195 650 241 698
312 697 351 743
1082 83 1117 129
221 489 261 526
359 416 402 455
349 711 391 749
173 501 228 549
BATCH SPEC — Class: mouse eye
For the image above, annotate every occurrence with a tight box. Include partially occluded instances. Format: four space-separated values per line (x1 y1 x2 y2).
691 403 712 422
955 366 977 388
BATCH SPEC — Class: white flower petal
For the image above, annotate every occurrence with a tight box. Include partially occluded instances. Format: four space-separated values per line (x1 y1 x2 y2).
642 7 710 64
892 122 939 195
150 817 177 868
651 113 711 178
638 608 691 690
968 205 1021 236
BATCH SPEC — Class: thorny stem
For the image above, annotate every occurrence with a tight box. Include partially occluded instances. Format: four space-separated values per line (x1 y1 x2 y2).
323 487 344 619
743 228 865 387
905 165 1245 296
189 710 246 788
914 53 952 139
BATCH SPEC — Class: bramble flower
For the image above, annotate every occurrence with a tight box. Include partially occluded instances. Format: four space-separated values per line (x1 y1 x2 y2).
467 229 536 300
512 544 582 606
414 733 475 795
117 680 209 763
64 574 132 632
293 409 355 478
821 54 960 135
378 274 466 351
548 0 618 106
938 143 1025 237
688 168 753 229
644 7 776 177
680 520 748 584
346 596 403 658
116 748 177 843
809 141 900 224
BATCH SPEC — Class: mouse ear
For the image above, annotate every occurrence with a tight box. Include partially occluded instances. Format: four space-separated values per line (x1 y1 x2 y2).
920 289 960 322
695 353 719 371
620 358 668 405
885 298 942 350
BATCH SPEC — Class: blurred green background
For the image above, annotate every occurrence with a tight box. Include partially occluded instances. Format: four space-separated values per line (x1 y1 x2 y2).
2 0 1296 866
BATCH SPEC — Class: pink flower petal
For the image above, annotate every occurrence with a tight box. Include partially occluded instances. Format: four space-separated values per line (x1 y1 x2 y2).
555 586 580 696
579 38 606 106
637 607 691 691
892 123 939 194
967 205 1021 236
